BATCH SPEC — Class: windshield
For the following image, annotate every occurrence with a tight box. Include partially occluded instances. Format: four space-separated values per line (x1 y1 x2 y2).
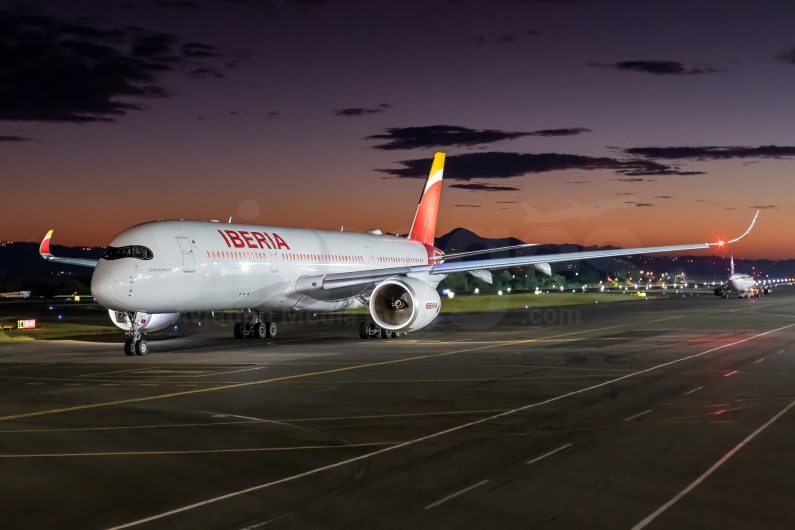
102 245 154 261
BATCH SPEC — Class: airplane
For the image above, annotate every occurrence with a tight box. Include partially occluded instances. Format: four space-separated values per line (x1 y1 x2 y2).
714 250 767 299
39 152 758 356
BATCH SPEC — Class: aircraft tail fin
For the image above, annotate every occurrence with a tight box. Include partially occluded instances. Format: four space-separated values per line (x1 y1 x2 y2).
408 152 445 246
730 250 735 275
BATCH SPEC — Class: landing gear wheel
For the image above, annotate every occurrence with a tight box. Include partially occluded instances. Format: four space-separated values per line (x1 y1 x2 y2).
124 339 134 356
380 328 393 339
234 323 244 339
265 321 277 338
253 322 267 339
359 322 368 339
136 340 148 356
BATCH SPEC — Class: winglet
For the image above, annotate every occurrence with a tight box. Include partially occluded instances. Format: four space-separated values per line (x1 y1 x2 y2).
727 210 759 244
708 210 758 247
39 230 54 260
408 152 445 246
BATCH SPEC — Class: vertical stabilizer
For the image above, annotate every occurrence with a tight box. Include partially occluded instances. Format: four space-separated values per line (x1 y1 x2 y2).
730 250 735 276
408 152 445 246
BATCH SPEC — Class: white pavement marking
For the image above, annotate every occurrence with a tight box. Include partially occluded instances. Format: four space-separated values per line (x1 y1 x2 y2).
526 444 572 465
630 398 795 530
684 387 703 396
724 370 738 377
106 322 795 530
424 480 490 510
753 359 765 364
624 410 652 423
777 350 785 354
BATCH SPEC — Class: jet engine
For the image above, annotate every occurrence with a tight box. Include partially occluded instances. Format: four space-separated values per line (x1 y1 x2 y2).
108 310 181 332
370 277 441 333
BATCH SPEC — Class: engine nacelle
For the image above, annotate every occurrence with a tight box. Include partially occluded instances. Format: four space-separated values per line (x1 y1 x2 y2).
108 310 181 332
370 277 441 333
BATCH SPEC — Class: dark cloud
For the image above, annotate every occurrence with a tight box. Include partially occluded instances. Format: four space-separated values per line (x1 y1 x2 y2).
613 178 646 182
378 151 701 180
566 180 590 184
188 67 225 78
655 195 672 198
334 103 392 117
751 205 778 209
635 203 655 207
496 29 540 43
589 60 723 76
182 42 223 58
625 145 795 161
449 183 520 192
496 201 517 203
0 135 32 142
267 111 280 117
0 10 230 123
152 0 201 8
778 48 795 64
452 204 482 208
367 125 591 150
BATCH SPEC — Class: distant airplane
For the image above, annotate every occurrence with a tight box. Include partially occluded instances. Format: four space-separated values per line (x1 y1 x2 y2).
714 250 766 299
40 152 758 356
522 197 638 223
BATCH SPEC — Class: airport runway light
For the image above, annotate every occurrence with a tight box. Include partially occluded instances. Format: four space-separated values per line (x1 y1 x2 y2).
474 288 479 294
507 288 511 293
498 290 503 296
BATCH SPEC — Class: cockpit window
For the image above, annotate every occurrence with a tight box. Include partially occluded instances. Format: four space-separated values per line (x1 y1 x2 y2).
102 245 154 261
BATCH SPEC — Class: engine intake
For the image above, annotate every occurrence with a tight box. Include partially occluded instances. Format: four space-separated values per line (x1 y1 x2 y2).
370 277 441 333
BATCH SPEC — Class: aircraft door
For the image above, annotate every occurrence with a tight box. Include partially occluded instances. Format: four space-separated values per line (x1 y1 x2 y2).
176 237 195 272
365 246 374 268
270 250 279 272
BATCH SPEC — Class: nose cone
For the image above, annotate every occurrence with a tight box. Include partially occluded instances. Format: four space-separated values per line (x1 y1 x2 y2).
91 263 130 311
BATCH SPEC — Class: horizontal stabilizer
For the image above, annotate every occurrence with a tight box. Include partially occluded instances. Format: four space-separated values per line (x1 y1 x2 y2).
430 243 537 261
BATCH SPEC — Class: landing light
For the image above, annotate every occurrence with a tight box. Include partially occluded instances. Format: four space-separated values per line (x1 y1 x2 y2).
474 288 479 294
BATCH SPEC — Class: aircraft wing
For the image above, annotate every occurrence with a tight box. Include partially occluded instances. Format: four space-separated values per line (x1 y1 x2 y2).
316 211 758 291
39 230 99 268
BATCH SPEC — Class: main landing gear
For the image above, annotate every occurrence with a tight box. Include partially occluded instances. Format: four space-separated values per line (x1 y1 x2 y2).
358 322 400 339
123 312 147 356
234 313 277 340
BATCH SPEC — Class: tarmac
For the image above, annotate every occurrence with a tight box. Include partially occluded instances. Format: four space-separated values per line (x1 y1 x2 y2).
0 289 794 529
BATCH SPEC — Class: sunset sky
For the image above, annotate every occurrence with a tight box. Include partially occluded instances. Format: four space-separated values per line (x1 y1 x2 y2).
2 0 795 258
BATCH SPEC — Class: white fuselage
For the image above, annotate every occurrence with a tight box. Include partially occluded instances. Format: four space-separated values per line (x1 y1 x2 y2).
91 220 436 314
728 273 756 293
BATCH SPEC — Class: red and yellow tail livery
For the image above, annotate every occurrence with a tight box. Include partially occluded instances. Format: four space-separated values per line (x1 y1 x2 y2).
408 152 445 247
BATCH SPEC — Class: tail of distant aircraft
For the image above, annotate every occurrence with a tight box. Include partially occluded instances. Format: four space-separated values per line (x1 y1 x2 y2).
408 152 445 246
730 250 735 275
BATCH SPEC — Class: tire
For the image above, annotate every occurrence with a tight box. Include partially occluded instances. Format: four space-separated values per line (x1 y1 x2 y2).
234 323 244 339
136 340 148 356
380 328 393 339
254 322 267 339
265 321 277 338
359 322 368 339
124 339 134 356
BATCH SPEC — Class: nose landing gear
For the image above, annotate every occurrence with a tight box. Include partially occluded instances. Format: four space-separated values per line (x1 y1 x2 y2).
123 312 147 356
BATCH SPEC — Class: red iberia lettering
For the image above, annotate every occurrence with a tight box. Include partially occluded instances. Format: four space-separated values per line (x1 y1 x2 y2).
218 230 231 247
271 232 290 249
252 232 271 249
225 230 245 248
239 231 257 249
